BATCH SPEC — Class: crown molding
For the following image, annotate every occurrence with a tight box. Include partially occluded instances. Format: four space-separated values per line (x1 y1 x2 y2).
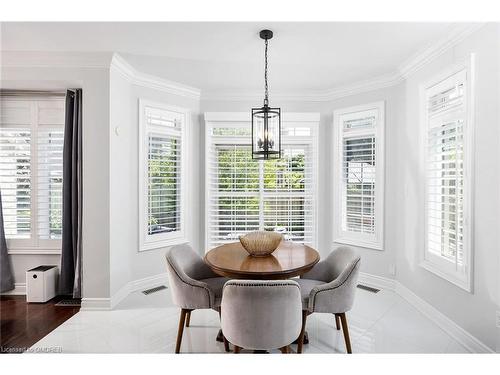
110 53 201 100
398 23 486 79
202 23 486 103
1 23 486 103
0 51 113 69
201 71 403 102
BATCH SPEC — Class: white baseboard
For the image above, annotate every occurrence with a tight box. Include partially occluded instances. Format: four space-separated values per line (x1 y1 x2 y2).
81 297 112 311
108 273 169 309
1 283 26 295
394 282 494 353
359 272 396 291
110 283 131 309
129 272 169 293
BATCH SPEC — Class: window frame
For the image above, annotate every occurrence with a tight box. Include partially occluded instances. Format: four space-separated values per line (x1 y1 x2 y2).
138 99 188 252
204 112 319 251
332 101 385 251
0 97 64 255
419 56 475 292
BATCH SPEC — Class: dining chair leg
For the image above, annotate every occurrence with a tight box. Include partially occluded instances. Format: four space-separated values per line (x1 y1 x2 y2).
334 313 341 330
297 310 308 354
185 310 191 327
175 309 189 353
234 345 241 354
339 312 352 354
279 346 290 354
218 307 230 352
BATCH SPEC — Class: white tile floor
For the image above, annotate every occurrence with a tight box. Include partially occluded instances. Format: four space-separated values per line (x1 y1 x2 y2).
30 287 470 353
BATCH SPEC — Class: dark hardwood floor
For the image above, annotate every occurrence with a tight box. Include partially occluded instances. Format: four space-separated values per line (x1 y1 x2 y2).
0 295 80 354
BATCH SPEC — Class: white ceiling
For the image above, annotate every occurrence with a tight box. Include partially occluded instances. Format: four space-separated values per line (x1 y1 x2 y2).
0 22 471 91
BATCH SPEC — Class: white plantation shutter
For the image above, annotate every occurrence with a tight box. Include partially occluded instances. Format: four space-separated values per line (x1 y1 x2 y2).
342 136 376 234
333 103 384 250
0 98 64 251
208 144 260 244
37 129 64 239
0 128 32 239
139 101 187 251
205 113 318 249
263 146 315 243
148 133 181 235
423 67 472 290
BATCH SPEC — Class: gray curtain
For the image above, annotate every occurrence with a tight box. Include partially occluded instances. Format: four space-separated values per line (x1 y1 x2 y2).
0 189 15 293
59 89 83 298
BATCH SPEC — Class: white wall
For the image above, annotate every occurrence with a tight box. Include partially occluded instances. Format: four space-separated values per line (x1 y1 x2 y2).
108 59 202 299
1 52 112 301
396 24 500 350
200 82 403 279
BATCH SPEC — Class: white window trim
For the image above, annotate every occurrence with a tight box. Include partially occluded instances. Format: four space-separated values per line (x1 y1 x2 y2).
138 99 189 252
1 97 64 255
204 112 320 251
332 101 385 251
419 55 475 292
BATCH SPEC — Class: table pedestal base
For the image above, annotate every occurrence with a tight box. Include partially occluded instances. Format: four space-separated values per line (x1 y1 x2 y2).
216 330 309 346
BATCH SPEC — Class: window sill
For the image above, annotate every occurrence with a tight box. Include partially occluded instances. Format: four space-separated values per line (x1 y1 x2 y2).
419 259 472 293
7 248 61 255
139 237 188 252
333 237 383 251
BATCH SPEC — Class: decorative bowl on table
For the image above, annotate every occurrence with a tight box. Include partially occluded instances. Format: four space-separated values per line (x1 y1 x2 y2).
239 231 283 257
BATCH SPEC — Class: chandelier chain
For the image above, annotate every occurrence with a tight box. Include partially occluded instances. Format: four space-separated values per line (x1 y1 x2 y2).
264 38 269 106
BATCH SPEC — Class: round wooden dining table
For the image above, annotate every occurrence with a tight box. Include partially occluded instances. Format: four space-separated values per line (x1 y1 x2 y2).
204 240 320 280
205 240 320 350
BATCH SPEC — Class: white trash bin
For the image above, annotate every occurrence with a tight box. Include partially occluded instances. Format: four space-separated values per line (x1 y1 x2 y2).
26 265 58 303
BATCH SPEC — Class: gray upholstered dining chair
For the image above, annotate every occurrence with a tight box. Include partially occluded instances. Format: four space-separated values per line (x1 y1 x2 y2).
296 246 361 353
165 244 230 353
221 279 303 354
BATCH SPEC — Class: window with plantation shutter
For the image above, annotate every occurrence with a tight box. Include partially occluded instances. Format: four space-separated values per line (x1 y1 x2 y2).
205 113 318 249
421 64 473 291
139 100 187 251
333 102 384 250
0 97 64 253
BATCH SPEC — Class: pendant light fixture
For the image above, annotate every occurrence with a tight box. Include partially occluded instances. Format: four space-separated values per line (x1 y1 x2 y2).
251 29 281 160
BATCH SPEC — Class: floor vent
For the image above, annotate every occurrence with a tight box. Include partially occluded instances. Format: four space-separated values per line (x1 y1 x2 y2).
357 284 380 293
55 299 81 307
142 285 168 295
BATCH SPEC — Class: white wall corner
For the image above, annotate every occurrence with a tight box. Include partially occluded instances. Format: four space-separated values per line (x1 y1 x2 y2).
110 283 131 309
